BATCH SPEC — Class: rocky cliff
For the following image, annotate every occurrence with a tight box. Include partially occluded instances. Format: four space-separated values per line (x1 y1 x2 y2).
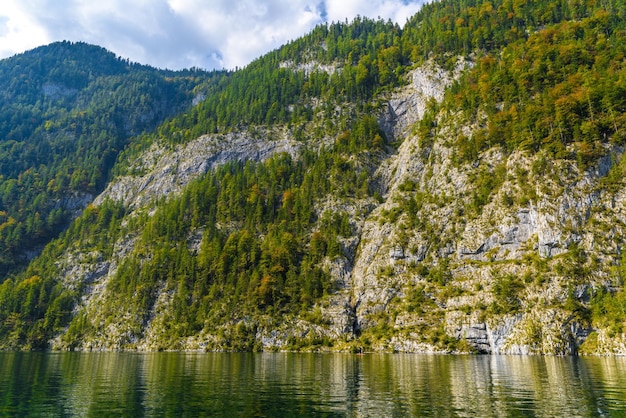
43 56 626 354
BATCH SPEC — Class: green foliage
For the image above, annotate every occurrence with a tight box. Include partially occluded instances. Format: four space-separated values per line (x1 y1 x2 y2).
590 287 626 337
490 274 524 315
0 41 211 279
564 286 591 325
285 334 334 351
335 115 387 153
403 0 625 64
52 119 385 347
599 153 626 193
3 0 626 351
405 284 435 314
554 242 591 282
468 163 507 215
417 106 437 152
578 331 600 354
157 18 405 142
427 258 452 286
0 198 124 349
427 326 460 352
446 3 626 165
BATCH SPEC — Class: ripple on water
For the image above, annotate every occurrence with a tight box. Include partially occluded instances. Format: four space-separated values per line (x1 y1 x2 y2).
1 352 625 417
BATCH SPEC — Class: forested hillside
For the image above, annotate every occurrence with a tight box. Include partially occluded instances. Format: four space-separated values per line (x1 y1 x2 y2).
1 0 626 353
0 41 214 277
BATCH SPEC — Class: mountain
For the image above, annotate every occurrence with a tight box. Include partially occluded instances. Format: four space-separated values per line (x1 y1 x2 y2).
0 41 216 278
1 0 626 354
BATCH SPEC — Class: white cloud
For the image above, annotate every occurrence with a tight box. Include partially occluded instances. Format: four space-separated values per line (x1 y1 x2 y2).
0 1 50 59
325 0 423 25
0 0 426 70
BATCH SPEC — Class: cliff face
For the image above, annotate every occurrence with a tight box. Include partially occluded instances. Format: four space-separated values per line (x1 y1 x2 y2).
346 118 618 354
4 1 626 354
342 62 625 354
43 57 626 354
95 128 305 210
327 62 623 355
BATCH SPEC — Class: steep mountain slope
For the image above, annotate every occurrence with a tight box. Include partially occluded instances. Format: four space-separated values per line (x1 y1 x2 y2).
2 0 626 354
0 41 214 278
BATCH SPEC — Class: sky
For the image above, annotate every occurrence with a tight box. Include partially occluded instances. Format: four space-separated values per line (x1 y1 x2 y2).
0 0 426 71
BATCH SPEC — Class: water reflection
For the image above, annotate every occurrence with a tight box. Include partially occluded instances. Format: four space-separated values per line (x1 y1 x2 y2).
1 352 625 416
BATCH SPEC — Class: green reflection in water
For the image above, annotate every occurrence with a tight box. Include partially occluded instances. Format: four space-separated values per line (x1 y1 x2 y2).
0 352 625 417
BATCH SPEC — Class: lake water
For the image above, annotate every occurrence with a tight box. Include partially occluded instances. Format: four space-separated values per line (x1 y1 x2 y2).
1 352 625 417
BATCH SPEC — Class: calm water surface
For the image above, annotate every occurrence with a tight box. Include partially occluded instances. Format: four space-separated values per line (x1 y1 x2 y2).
1 352 625 417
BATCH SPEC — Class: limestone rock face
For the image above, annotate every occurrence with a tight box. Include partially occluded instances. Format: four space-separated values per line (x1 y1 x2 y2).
334 60 625 355
349 61 469 333
95 129 303 209
49 58 626 354
380 59 469 140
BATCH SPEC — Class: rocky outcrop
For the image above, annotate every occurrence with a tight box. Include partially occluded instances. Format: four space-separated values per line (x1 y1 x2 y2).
42 82 78 99
340 59 624 355
379 58 470 140
48 58 626 355
95 128 303 209
349 61 468 328
279 60 340 76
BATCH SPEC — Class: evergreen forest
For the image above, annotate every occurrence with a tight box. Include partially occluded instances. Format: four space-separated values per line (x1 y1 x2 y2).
1 0 626 354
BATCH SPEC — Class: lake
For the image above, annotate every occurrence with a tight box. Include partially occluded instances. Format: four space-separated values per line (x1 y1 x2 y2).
1 352 625 417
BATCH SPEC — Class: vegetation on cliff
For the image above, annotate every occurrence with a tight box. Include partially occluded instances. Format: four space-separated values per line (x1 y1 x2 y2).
1 0 626 353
